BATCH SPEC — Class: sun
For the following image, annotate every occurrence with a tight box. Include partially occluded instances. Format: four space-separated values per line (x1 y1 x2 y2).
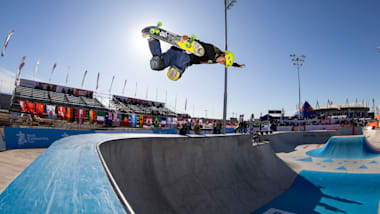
128 25 151 59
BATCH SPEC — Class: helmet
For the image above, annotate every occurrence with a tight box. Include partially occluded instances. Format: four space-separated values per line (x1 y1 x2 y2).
167 66 183 81
224 51 234 67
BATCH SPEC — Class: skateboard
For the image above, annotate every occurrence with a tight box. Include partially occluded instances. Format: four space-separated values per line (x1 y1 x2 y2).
142 22 205 57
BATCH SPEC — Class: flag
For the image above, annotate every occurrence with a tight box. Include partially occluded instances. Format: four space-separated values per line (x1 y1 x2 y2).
57 106 66 120
96 72 100 90
139 115 144 128
66 107 73 122
105 112 113 126
26 101 35 116
145 116 153 126
109 75 115 93
34 59 40 80
46 105 56 118
166 117 172 128
153 116 160 128
89 110 96 124
96 112 105 125
36 103 44 117
135 82 137 97
130 114 137 127
49 63 57 82
161 117 167 127
122 114 129 127
122 79 127 94
81 70 88 88
15 56 26 86
112 112 121 127
1 30 14 57
18 100 26 112
185 98 187 112
77 109 85 124
65 66 70 85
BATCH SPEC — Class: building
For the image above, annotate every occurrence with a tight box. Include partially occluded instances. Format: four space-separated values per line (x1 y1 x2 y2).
315 104 371 118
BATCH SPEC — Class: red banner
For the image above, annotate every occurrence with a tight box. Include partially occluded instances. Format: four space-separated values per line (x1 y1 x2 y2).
26 101 35 116
36 103 44 117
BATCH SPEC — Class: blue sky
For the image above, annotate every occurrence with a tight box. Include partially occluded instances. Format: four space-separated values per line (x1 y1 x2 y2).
1 0 379 119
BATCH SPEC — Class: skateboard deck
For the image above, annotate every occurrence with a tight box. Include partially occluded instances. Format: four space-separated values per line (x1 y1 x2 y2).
142 23 205 57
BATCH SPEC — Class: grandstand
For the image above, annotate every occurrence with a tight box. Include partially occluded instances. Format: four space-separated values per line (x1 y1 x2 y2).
7 78 179 127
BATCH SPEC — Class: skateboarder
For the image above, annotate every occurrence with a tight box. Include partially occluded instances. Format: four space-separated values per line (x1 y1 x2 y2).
144 35 245 81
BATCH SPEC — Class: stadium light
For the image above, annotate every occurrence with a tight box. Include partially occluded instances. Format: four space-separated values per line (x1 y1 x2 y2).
222 0 237 134
290 54 306 119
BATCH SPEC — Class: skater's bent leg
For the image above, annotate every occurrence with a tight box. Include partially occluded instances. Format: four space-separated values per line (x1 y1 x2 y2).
175 51 192 71
148 38 162 56
150 55 167 71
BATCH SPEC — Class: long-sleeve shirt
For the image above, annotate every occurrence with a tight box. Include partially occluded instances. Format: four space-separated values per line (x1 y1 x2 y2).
190 40 242 67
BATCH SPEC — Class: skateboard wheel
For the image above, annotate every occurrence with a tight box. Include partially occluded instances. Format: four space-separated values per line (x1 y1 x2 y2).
185 41 191 48
150 28 156 34
190 34 196 40
157 21 162 27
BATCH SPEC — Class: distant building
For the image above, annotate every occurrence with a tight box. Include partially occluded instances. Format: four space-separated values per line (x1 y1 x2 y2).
315 104 371 118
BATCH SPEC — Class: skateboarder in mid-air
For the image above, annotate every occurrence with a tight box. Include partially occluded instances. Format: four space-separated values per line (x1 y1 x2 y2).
143 34 245 81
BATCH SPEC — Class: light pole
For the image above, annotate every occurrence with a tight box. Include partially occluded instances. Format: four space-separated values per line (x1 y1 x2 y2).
223 0 236 134
290 54 306 119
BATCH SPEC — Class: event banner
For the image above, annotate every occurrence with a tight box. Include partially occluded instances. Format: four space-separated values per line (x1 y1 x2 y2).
4 127 95 149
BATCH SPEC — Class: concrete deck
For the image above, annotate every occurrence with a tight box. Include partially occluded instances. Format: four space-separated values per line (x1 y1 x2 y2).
0 148 45 193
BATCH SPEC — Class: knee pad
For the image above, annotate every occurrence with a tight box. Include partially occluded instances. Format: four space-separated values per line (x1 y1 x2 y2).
167 66 184 81
150 56 166 71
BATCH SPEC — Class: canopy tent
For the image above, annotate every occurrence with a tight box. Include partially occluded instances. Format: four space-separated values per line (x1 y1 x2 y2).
292 101 320 119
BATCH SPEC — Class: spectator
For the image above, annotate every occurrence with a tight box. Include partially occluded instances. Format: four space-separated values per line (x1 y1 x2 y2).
193 120 201 135
212 120 217 134
249 114 254 134
179 121 189 135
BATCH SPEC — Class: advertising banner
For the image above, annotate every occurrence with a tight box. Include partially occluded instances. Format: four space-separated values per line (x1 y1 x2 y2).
4 127 94 149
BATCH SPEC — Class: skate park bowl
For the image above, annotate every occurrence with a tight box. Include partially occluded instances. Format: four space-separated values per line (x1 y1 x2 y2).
1 132 380 213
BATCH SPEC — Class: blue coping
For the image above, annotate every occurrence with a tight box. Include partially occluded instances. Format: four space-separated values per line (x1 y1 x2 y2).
252 170 380 214
307 136 380 159
0 133 131 213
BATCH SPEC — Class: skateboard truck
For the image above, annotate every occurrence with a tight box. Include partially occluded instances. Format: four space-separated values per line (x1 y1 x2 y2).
185 34 196 48
149 21 163 35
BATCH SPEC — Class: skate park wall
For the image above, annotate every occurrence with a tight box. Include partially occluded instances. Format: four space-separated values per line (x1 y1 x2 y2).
262 130 337 153
0 133 299 214
99 134 298 214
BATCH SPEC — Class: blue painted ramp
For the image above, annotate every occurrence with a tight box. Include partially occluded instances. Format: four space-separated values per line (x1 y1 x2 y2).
0 134 128 214
307 136 380 159
253 170 380 214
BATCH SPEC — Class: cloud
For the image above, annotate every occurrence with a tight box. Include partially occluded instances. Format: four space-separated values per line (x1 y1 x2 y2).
0 67 15 94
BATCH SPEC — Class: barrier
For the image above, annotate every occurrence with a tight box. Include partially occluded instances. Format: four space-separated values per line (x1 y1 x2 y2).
4 127 95 149
94 128 178 134
3 126 235 150
0 133 5 151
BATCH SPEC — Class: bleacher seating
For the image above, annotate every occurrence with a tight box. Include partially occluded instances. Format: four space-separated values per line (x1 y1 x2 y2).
12 86 106 112
12 84 178 119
